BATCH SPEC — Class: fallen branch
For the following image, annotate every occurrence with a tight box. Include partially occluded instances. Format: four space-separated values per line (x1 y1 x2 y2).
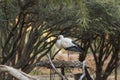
0 65 38 80
36 60 83 68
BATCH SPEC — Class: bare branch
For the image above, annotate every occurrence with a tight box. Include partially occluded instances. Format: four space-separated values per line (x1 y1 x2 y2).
47 54 68 80
79 61 86 80
0 65 37 80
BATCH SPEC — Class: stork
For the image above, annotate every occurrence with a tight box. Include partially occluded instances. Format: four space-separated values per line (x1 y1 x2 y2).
56 35 84 60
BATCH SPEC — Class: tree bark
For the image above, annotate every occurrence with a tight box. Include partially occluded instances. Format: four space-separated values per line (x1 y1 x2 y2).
0 65 37 80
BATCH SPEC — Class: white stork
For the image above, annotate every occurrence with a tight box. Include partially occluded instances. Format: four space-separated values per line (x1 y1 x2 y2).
56 35 84 60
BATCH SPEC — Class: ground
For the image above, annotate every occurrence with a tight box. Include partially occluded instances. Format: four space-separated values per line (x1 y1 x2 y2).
30 51 120 80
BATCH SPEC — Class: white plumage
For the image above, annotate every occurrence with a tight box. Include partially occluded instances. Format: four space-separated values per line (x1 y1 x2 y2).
56 35 74 49
56 35 84 52
56 35 84 60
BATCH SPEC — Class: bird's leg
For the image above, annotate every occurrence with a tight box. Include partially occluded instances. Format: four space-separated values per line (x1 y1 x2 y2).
68 51 70 61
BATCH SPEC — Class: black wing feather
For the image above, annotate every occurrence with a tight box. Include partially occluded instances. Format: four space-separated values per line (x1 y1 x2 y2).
65 41 84 52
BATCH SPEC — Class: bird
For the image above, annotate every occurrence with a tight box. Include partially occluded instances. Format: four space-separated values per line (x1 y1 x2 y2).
56 35 84 60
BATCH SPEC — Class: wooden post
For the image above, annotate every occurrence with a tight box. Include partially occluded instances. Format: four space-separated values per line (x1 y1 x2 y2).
61 68 65 80
74 73 86 80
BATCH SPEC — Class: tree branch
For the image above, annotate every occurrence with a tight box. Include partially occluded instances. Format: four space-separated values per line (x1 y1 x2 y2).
47 54 68 80
0 65 37 80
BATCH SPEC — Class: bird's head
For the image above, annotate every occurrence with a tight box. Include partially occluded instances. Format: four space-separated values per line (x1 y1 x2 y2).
58 35 64 39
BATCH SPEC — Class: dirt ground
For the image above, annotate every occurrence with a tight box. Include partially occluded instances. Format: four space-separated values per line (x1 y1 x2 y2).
31 51 120 80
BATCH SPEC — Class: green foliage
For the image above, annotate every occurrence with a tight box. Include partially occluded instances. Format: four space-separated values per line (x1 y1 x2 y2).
0 0 120 79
